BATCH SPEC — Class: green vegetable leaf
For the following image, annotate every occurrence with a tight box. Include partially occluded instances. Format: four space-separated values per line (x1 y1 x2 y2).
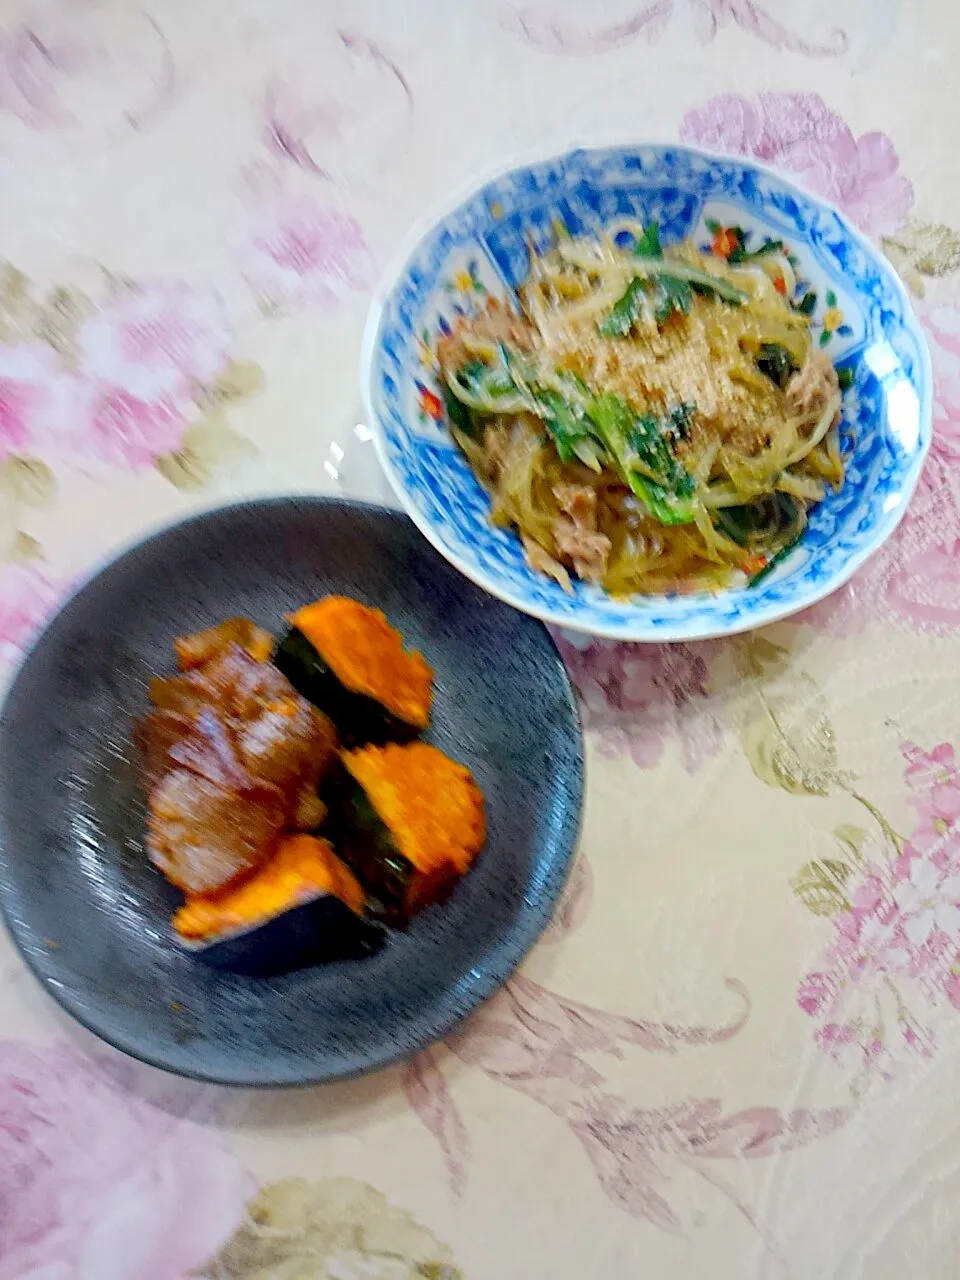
442 382 475 435
537 389 595 464
720 227 747 262
628 475 696 525
796 290 817 316
587 394 696 524
456 357 516 401
652 275 692 324
450 349 701 525
685 274 746 306
717 493 801 562
455 357 486 383
586 392 632 443
837 366 855 391
755 342 798 390
632 221 663 259
747 532 803 585
629 413 694 496
600 257 743 335
715 502 769 546
729 236 784 265
667 402 695 441
597 278 648 337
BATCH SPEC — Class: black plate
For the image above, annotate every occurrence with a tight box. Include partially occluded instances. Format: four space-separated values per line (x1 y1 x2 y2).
0 498 583 1085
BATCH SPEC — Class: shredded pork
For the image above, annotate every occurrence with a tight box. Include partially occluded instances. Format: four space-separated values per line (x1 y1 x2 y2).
551 482 612 583
785 351 841 422
521 534 572 593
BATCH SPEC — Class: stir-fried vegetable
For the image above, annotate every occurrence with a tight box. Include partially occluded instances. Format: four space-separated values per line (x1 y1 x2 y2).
587 394 696 525
755 342 798 390
597 278 648 337
443 346 698 525
625 260 746 307
721 229 785 265
535 388 600 467
436 212 855 595
598 264 745 335
632 221 664 259
592 219 746 337
651 275 693 325
714 493 801 547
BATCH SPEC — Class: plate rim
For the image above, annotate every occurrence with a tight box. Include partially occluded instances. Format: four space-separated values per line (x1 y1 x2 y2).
360 140 933 642
0 494 585 1087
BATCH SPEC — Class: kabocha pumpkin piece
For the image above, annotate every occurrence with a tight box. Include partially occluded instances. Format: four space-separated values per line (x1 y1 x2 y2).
174 833 364 939
274 597 433 746
330 742 486 925
173 834 383 972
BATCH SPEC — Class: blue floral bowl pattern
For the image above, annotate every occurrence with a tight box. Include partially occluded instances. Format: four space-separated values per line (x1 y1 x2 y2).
362 145 932 641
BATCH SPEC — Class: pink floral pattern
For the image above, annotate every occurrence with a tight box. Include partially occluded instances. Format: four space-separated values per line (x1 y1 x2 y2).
236 182 373 311
406 975 848 1231
797 741 960 1084
0 344 57 461
800 305 960 635
554 631 725 771
688 0 847 56
401 1049 470 1200
0 6 175 134
498 0 676 52
0 13 955 1271
926 305 960 461
499 1 847 57
0 1041 252 1279
263 30 412 186
77 284 231 406
79 388 187 471
680 92 913 237
674 96 958 639
542 854 594 943
0 274 258 482
0 565 62 673
12 282 236 470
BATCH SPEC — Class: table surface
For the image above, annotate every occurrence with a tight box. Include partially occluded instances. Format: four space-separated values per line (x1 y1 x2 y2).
2 2 960 1277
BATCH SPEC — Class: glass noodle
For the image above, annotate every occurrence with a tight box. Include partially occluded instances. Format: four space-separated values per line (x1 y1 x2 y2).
437 219 846 595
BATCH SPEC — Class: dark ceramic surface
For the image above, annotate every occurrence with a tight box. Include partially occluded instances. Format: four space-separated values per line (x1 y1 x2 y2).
0 499 584 1085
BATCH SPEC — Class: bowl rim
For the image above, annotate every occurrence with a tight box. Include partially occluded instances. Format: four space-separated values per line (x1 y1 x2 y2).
360 140 933 642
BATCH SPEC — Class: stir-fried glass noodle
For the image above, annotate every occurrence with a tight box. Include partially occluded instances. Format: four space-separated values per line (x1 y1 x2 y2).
436 219 849 595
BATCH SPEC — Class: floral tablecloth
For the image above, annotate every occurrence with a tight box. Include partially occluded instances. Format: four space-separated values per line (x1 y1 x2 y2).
2 2 960 1277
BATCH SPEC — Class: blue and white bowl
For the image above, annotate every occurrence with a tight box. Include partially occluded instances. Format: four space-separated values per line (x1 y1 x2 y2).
362 144 931 642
